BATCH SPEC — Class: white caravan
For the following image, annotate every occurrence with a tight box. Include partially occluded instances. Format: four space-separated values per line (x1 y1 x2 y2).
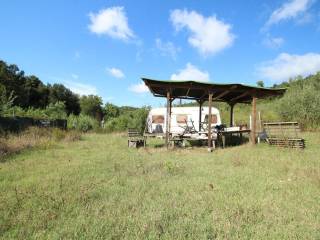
146 107 221 135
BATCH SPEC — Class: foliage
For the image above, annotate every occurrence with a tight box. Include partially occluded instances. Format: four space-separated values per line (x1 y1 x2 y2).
48 84 80 115
1 101 67 120
2 106 46 119
0 60 80 114
44 101 67 119
103 102 119 120
79 95 103 119
256 80 264 87
67 114 99 132
0 84 16 115
104 106 149 133
277 73 320 129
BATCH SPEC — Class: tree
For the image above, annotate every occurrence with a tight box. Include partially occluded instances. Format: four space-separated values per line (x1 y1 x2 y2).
104 103 119 120
79 95 103 120
0 60 26 107
24 75 49 108
0 59 82 115
48 84 80 115
256 80 264 87
0 83 16 115
44 101 67 119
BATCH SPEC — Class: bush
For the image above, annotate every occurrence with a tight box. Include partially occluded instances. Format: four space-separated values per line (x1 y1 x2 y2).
67 114 99 132
79 95 103 119
104 106 149 133
277 74 320 129
2 102 67 120
44 101 67 119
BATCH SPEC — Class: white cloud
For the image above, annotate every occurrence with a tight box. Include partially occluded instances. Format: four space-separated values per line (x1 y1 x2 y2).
128 83 149 93
265 0 312 28
170 63 210 82
107 67 125 78
170 9 235 56
155 38 180 59
71 74 79 79
263 36 284 49
257 52 320 82
88 6 134 41
64 81 98 96
74 51 80 59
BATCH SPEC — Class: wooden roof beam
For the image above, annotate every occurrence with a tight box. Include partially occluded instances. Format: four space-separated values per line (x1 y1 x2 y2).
185 87 191 96
230 91 251 103
213 86 238 100
199 91 209 100
213 90 230 100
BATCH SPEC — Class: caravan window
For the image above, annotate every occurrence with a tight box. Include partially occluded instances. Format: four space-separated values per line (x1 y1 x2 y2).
176 114 188 124
204 114 218 124
152 115 164 124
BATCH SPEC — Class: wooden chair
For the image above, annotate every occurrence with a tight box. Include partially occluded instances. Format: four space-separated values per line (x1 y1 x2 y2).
127 128 146 148
263 122 305 149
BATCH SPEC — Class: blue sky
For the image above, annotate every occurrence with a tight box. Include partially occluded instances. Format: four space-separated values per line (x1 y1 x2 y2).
1 0 320 107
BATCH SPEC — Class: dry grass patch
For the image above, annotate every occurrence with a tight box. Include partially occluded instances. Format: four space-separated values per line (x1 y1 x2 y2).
0 127 81 161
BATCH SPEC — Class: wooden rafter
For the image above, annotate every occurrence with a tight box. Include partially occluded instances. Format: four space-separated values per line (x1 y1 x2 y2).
199 91 208 100
213 90 231 100
230 91 250 102
185 88 191 96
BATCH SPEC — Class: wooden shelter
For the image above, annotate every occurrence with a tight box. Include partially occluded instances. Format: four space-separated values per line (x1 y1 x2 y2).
142 78 286 149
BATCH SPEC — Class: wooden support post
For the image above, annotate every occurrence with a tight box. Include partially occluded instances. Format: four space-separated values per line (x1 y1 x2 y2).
169 97 173 139
229 103 235 127
251 97 257 145
166 91 170 148
208 92 213 151
198 100 203 131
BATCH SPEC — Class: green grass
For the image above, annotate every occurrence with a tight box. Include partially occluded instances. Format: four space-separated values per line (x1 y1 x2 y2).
1 133 320 239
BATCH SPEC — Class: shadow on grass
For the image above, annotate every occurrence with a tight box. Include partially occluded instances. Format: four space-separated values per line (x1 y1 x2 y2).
153 143 165 148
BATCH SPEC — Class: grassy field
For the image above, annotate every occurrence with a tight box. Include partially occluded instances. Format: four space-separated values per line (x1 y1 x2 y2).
1 132 320 239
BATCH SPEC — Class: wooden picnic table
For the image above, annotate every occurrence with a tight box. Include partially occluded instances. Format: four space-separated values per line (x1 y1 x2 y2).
144 128 251 149
218 129 251 148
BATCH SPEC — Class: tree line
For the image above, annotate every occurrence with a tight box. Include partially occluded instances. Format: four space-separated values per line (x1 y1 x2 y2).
0 59 149 132
0 60 81 115
2 59 319 131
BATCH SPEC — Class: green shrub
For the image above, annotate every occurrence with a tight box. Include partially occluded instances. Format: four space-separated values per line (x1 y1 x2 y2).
277 74 320 129
2 103 67 120
104 106 149 133
44 101 67 119
67 114 99 132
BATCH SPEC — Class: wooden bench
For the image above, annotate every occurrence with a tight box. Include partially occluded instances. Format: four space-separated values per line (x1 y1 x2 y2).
127 128 146 148
263 122 305 149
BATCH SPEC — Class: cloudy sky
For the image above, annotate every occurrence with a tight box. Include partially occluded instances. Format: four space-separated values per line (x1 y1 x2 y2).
1 0 320 106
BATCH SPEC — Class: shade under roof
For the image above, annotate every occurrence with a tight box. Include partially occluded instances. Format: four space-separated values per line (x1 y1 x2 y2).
142 78 286 104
